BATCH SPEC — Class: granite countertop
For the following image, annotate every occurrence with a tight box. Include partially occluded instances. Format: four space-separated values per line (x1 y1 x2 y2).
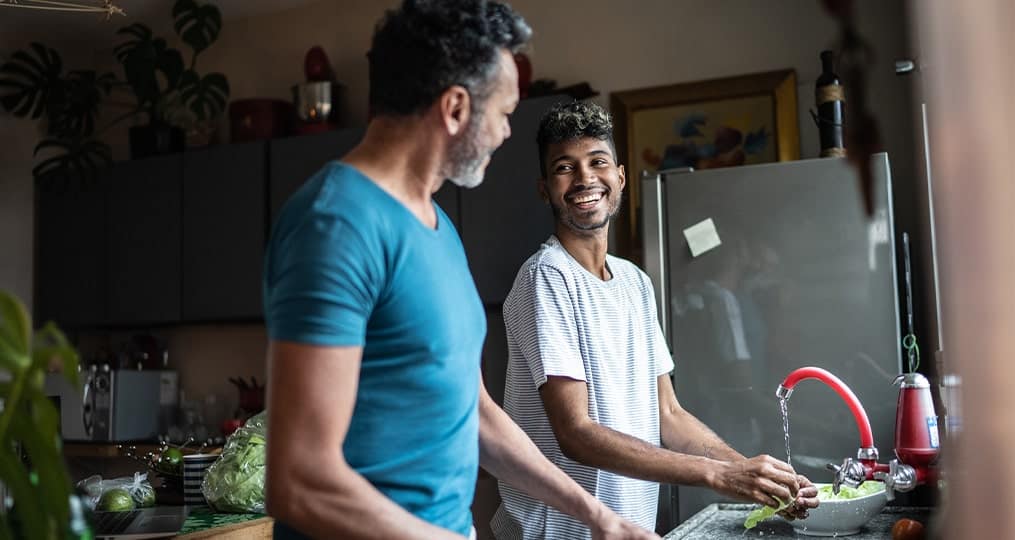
663 504 933 539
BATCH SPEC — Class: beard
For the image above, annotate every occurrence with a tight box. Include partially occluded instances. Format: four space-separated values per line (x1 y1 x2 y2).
550 190 623 233
443 112 489 189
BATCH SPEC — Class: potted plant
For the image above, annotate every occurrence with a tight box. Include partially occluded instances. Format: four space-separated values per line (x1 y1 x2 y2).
0 0 230 184
115 0 229 158
0 290 81 539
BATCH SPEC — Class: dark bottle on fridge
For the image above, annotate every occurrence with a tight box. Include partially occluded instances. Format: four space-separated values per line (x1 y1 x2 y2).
815 50 846 157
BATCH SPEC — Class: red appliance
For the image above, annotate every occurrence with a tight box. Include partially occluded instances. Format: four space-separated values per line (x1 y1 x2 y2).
894 373 940 470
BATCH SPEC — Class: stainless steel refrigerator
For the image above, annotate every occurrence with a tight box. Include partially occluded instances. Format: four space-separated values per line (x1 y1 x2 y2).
641 153 903 526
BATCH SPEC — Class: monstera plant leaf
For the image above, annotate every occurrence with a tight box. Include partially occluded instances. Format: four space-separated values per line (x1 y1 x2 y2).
0 42 63 119
0 291 80 540
46 70 116 139
178 69 229 120
115 23 184 112
32 137 112 188
173 0 222 57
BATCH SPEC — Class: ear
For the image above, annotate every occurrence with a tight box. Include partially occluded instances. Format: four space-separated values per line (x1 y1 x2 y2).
537 178 549 203
439 85 471 136
617 163 627 192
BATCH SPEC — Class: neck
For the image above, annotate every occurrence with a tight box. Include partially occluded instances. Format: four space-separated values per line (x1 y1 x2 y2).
342 115 448 226
556 224 611 280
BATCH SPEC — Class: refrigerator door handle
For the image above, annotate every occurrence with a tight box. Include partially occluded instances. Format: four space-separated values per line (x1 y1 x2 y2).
641 171 669 345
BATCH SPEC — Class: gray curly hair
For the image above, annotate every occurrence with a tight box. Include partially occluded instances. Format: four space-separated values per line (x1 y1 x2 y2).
536 100 617 175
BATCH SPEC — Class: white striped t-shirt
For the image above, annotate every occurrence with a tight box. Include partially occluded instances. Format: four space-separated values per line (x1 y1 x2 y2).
492 236 674 540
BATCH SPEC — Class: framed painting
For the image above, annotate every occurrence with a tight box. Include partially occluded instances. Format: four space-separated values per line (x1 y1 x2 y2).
610 69 799 263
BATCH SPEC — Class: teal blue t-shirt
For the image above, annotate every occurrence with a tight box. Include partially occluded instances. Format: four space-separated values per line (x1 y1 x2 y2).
263 162 486 537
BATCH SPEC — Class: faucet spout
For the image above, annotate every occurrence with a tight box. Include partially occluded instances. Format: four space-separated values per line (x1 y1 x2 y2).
777 366 875 450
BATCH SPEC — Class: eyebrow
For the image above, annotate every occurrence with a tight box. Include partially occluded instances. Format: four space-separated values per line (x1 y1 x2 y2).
550 149 612 165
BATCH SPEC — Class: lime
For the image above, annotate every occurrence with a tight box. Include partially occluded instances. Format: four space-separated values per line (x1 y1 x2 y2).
96 488 135 512
159 448 183 475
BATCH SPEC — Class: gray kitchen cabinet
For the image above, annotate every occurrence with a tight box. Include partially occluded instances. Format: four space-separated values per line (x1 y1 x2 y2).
268 128 364 223
267 127 461 230
34 178 108 329
105 155 182 326
182 141 267 321
461 95 564 305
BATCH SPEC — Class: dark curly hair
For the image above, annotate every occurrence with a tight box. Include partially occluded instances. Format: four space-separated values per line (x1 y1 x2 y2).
368 0 532 117
536 100 617 175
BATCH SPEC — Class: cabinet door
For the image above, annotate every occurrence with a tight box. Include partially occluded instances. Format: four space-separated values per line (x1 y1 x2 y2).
268 128 364 223
105 155 182 325
182 142 266 321
460 95 564 304
34 179 107 328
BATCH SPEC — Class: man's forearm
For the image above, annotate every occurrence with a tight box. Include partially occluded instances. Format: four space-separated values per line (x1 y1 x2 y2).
268 464 464 540
660 402 745 462
554 415 740 489
478 391 607 527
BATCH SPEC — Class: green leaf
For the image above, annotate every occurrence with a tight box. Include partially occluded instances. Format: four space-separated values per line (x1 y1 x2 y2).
0 291 31 358
179 70 229 120
116 25 185 112
47 70 116 139
744 497 790 529
11 398 71 529
0 42 62 119
0 435 51 540
32 136 111 187
173 0 222 56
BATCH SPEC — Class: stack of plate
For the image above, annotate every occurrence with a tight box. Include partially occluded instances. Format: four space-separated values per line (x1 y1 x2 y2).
183 454 220 505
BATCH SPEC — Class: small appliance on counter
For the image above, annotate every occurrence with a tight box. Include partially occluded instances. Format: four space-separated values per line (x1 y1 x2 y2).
45 364 170 442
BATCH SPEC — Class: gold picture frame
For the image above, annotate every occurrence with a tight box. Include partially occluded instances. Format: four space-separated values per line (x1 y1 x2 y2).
610 69 800 263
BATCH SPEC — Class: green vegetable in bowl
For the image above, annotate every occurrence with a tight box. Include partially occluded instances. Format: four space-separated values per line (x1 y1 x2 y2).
816 480 885 500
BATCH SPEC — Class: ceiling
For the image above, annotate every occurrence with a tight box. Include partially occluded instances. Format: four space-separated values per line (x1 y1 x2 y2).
0 0 321 44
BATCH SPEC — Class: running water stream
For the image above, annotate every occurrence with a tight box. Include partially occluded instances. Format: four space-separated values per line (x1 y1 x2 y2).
780 397 792 468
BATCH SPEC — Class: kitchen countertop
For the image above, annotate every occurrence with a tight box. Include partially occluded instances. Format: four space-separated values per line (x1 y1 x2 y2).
663 504 933 539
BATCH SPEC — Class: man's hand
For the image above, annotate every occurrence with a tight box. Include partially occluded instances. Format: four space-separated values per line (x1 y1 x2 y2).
589 509 661 540
712 454 803 508
777 475 819 521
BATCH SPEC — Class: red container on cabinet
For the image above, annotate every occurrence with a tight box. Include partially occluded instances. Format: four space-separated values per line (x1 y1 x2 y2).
229 99 294 142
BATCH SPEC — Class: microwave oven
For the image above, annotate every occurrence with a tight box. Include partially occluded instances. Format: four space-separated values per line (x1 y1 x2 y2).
44 365 170 442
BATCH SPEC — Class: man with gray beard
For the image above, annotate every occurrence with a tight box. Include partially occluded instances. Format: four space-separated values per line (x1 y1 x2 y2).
261 2 657 539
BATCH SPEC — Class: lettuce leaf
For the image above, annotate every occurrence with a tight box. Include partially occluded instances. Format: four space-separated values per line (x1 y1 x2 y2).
816 480 885 501
744 497 790 529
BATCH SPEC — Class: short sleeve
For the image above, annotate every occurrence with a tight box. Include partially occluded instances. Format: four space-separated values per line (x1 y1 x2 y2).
264 214 380 346
505 264 586 388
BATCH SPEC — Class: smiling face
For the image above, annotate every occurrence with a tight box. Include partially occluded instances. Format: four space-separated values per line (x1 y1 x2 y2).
541 136 626 235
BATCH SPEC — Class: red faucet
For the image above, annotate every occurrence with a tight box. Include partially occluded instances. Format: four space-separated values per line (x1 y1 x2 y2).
777 366 876 450
777 366 938 499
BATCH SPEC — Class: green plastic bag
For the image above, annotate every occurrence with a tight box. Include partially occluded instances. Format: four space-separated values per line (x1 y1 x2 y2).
202 411 267 513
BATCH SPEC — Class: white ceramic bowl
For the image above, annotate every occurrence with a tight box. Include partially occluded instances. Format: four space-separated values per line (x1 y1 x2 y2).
784 482 887 536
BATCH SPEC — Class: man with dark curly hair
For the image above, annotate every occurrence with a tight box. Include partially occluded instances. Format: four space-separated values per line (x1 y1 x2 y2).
492 101 820 539
262 2 658 539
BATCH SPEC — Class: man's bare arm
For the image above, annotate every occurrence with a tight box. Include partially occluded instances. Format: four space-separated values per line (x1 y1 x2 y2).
477 376 658 540
264 341 464 540
539 374 801 508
